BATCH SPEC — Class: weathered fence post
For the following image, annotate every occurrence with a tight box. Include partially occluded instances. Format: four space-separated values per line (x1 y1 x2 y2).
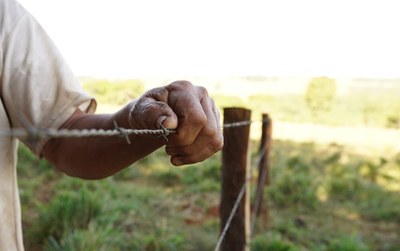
252 113 272 230
220 107 251 251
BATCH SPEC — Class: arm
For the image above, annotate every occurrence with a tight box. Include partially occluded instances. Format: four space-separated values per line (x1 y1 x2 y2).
42 81 223 179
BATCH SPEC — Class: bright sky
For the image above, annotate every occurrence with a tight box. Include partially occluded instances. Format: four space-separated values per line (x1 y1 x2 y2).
18 0 400 78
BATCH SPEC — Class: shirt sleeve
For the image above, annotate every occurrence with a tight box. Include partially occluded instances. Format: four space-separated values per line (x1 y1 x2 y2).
1 0 96 155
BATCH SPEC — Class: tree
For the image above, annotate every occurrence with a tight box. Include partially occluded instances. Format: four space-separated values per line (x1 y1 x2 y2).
305 77 336 118
386 108 400 129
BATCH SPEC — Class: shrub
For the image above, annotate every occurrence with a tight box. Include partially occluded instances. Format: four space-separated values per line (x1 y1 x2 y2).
211 94 247 110
305 77 336 118
357 185 400 222
251 233 297 251
44 223 122 251
29 187 102 244
386 106 400 129
153 168 182 187
326 163 364 201
327 234 369 251
179 159 221 192
327 173 363 201
268 154 319 209
269 171 318 209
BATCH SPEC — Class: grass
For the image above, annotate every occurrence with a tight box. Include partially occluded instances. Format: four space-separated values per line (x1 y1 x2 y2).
17 137 400 251
16 81 400 250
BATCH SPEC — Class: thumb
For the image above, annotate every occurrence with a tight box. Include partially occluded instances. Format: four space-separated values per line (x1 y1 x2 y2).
157 114 178 130
130 98 178 130
129 86 178 130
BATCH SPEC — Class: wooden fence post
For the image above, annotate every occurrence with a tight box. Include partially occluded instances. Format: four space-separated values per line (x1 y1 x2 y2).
220 107 251 251
252 113 272 230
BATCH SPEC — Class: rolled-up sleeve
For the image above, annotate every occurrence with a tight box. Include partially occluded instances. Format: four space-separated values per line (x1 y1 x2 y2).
1 0 96 155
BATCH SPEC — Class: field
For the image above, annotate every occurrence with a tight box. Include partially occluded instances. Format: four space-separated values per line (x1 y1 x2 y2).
18 78 400 250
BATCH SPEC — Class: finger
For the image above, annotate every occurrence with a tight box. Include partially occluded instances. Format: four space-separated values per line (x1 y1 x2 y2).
166 83 207 146
169 139 222 166
165 96 216 155
165 132 222 159
165 97 223 160
165 132 208 156
130 87 178 129
157 113 178 130
144 87 178 129
210 98 223 144
166 98 223 162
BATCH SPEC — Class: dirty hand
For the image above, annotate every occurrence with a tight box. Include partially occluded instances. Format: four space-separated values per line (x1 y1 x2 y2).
128 80 223 165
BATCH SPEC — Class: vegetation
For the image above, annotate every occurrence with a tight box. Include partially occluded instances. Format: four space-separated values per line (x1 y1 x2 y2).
18 139 400 250
17 78 400 250
79 77 400 129
82 79 144 106
246 90 400 128
305 77 336 118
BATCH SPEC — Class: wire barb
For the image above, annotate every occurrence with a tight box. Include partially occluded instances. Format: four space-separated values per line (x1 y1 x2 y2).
158 124 175 143
0 126 177 141
0 119 259 142
0 116 267 250
113 120 131 144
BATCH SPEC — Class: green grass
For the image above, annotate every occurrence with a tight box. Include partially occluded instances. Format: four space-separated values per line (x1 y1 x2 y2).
16 78 400 250
232 90 400 128
17 138 400 251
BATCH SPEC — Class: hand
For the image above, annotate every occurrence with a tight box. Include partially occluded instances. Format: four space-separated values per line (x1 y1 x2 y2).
128 81 223 166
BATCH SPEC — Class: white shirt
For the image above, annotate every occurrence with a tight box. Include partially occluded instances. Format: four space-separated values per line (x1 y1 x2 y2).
0 0 95 249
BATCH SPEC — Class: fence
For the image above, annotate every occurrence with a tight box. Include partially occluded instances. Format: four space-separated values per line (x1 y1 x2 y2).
217 107 272 251
1 107 272 251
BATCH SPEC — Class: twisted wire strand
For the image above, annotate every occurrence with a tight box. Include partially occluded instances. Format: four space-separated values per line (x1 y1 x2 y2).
0 120 258 140
214 178 249 251
222 120 253 128
214 147 267 251
0 118 264 251
0 127 174 139
251 142 268 233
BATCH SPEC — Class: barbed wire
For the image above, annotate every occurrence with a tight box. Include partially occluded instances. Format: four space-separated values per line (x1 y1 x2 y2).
222 120 253 128
213 144 267 251
214 178 249 251
0 117 265 250
251 142 268 234
0 126 175 139
0 120 257 142
0 124 175 144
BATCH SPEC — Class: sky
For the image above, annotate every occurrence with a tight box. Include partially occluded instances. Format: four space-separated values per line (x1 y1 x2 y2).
18 0 400 78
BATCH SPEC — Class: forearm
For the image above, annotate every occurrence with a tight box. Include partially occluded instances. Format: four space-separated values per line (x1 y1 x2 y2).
42 104 165 179
42 81 223 179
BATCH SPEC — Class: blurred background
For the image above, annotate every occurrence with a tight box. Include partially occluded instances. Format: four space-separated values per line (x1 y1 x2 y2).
17 0 400 250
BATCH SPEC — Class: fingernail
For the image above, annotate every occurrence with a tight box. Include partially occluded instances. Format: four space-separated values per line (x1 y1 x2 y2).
173 159 183 166
157 116 167 128
160 115 178 129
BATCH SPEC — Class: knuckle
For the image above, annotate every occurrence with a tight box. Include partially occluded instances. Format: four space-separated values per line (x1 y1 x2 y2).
192 112 208 127
197 86 209 97
209 136 224 152
209 97 216 106
144 87 168 100
169 80 193 90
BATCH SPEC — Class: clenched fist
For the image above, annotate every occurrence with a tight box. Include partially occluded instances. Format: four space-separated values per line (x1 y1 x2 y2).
128 80 223 166
129 81 223 166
